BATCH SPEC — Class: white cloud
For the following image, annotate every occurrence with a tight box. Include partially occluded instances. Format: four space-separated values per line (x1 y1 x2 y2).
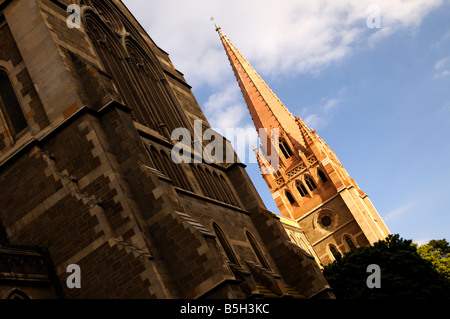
202 84 260 164
323 99 340 113
304 114 328 130
435 57 450 78
436 58 450 69
415 238 432 246
383 203 413 221
203 84 246 132
303 96 342 130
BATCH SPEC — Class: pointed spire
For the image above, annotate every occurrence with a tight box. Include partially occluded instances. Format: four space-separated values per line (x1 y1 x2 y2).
216 27 308 152
253 145 279 176
253 145 264 170
295 116 314 146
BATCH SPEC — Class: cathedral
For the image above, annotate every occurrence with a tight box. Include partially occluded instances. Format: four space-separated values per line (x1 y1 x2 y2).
0 0 335 299
216 27 390 266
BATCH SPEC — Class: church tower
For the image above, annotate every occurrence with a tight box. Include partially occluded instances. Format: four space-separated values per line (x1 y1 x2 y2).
217 27 390 265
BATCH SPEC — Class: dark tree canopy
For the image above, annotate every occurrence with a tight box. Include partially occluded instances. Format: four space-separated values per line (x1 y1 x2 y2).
323 234 450 299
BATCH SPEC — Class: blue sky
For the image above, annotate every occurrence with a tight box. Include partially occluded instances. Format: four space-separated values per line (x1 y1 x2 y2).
123 0 450 245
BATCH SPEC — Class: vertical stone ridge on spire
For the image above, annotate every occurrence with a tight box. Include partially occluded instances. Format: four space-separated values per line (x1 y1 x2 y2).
216 27 307 151
295 116 314 147
253 145 264 170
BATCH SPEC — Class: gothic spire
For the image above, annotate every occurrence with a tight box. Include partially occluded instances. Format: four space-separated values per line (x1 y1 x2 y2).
216 27 308 153
295 116 314 147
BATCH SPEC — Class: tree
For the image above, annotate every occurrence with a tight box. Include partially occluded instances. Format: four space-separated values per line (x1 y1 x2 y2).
323 234 450 299
417 239 450 280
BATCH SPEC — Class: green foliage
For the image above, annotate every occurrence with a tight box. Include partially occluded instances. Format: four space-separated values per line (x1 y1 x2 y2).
417 239 450 280
428 239 450 255
323 234 450 299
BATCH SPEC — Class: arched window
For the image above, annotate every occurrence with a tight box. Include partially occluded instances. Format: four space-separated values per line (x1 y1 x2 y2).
329 245 341 261
318 169 328 183
4 289 31 299
246 231 270 269
213 223 239 265
297 182 308 197
344 235 357 252
83 2 191 136
279 140 293 159
304 176 317 191
285 190 296 205
0 70 28 137
125 38 184 133
84 0 124 33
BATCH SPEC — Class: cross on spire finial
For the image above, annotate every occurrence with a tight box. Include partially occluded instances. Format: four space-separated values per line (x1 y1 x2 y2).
210 16 220 31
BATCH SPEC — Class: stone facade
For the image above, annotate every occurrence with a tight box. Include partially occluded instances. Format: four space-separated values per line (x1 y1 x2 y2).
0 0 333 299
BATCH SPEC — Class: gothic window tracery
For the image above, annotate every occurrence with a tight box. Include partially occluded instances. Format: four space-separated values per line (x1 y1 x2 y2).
83 0 125 34
344 235 357 252
317 210 335 230
297 182 309 197
318 169 328 183
279 140 293 159
304 175 317 191
84 14 143 117
285 190 296 205
329 244 341 261
124 37 182 133
83 7 186 135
